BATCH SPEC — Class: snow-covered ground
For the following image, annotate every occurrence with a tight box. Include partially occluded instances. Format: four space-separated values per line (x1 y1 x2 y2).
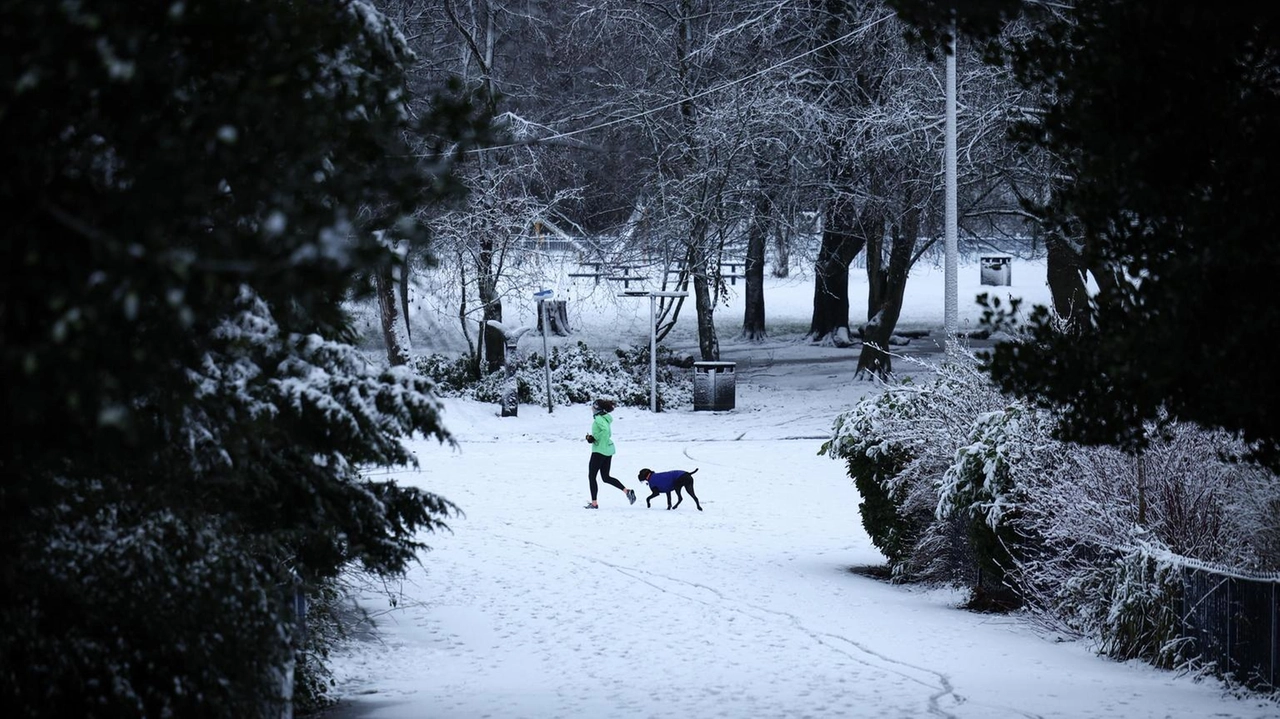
323 258 1277 718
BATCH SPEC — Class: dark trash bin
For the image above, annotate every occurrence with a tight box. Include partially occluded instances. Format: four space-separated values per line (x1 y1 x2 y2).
980 255 1012 286
693 361 736 411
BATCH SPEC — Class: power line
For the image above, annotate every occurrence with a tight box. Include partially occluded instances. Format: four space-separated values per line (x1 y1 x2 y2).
427 12 894 157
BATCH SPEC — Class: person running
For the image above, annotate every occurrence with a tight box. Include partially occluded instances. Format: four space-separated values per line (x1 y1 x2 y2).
583 398 636 509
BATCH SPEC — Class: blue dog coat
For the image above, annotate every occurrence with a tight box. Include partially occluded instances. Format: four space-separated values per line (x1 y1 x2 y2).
645 470 686 493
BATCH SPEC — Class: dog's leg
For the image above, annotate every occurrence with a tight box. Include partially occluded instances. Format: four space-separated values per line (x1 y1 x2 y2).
672 487 684 510
645 489 660 508
685 481 702 511
665 491 674 510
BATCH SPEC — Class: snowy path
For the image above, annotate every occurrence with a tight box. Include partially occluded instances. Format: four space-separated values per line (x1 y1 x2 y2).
324 415 1277 719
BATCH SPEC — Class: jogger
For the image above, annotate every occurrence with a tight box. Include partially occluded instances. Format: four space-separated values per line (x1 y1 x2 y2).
583 398 636 508
588 452 626 498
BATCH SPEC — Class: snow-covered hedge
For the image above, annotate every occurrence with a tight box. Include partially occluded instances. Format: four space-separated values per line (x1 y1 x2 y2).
822 355 1280 673
411 341 693 410
821 358 1011 585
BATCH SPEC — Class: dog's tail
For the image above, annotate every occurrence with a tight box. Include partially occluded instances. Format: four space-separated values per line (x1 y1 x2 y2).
690 468 698 475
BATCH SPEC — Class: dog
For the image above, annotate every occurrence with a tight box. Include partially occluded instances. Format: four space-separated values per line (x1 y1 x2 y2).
637 468 702 511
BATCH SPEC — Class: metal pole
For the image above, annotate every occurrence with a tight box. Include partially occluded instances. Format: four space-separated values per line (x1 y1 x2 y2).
619 290 683 412
944 15 959 348
649 294 657 412
541 300 552 413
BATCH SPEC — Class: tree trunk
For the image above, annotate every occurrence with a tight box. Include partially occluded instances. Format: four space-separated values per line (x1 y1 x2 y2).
1045 233 1090 332
807 196 866 345
692 240 720 361
455 249 481 380
477 238 505 374
771 225 790 278
805 0 860 345
856 207 919 379
865 218 887 323
673 5 721 362
375 263 411 367
398 258 412 341
742 189 771 341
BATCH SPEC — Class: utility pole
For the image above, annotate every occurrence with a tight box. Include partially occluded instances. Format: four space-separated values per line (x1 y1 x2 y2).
944 15 959 348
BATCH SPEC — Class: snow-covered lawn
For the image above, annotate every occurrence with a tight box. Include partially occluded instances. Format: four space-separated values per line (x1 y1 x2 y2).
324 259 1277 718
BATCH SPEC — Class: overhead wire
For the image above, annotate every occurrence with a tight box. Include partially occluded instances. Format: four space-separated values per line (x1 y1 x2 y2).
428 11 895 157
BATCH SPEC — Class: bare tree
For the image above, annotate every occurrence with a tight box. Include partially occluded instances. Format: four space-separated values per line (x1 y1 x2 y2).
800 0 877 345
368 0 1046 378
426 129 580 374
378 0 584 374
569 0 825 357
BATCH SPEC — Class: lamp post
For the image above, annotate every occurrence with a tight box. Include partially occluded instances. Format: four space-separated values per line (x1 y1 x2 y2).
619 290 687 412
944 15 959 349
533 288 554 413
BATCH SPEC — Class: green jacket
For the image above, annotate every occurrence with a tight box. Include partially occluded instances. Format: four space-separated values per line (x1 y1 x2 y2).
590 412 616 456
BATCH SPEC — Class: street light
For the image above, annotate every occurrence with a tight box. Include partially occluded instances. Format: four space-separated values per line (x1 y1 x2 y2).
618 290 687 412
944 15 959 348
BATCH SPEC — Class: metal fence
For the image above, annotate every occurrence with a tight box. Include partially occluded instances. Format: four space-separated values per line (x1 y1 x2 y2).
1180 565 1280 691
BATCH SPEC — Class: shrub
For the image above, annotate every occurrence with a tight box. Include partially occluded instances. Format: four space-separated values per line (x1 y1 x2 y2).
1098 548 1185 667
822 387 926 570
411 341 692 410
937 405 1052 609
824 349 1280 689
409 353 478 395
822 358 1011 583
2 0 478 712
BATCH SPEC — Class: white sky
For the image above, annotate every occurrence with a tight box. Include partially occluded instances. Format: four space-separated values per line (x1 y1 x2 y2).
324 258 1277 718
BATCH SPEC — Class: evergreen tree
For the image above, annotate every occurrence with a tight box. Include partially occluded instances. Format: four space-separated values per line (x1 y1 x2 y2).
891 1 1280 470
0 1 486 715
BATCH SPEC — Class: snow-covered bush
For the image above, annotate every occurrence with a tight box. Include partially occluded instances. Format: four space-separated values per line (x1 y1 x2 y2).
938 404 1048 607
1138 424 1280 571
824 349 1280 680
412 341 693 410
1221 470 1280 572
823 386 922 569
1005 421 1280 665
410 352 479 395
822 355 1011 583
1100 547 1186 667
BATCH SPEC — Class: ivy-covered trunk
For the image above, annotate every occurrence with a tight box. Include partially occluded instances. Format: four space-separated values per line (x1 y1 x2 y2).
771 224 790 278
693 260 720 361
1044 233 1091 332
856 207 916 378
477 237 505 374
398 260 412 342
741 188 771 341
807 194 864 345
499 338 520 417
376 263 411 366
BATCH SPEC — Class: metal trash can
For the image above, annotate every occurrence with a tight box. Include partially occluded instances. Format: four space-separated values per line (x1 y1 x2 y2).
980 255 1012 286
692 361 736 411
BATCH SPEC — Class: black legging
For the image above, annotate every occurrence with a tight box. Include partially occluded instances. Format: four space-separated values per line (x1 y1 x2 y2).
588 452 625 501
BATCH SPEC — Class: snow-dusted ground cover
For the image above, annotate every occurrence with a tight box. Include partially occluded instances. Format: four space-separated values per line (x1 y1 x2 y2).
324 258 1277 718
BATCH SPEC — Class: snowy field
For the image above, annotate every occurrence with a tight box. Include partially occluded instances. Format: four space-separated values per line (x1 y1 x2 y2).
323 258 1277 718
